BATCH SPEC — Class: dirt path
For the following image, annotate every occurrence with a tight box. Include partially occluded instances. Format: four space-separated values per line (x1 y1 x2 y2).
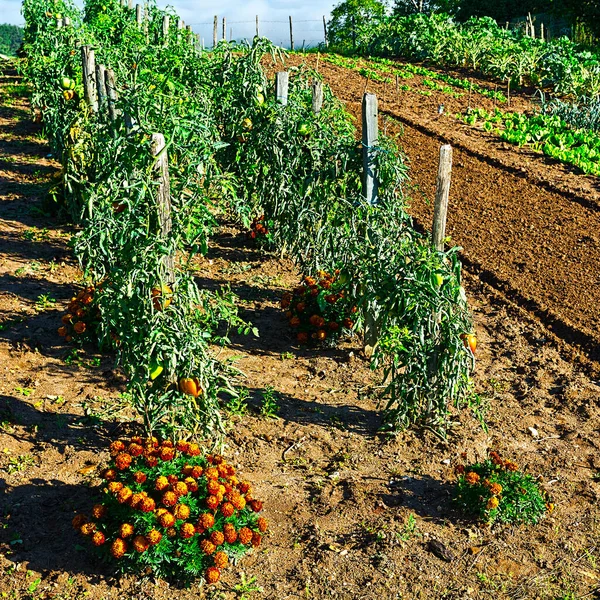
1 61 600 600
280 54 600 375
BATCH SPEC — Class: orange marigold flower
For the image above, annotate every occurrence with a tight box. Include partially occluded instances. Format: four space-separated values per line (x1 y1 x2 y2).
130 435 142 444
465 472 480 485
249 499 263 513
117 487 133 504
191 465 203 478
58 326 68 337
80 522 96 536
238 481 251 494
167 474 178 485
210 531 225 546
162 491 177 507
182 464 193 476
110 440 126 455
200 540 216 555
342 318 354 329
73 321 87 334
238 527 253 545
205 566 221 584
176 440 190 453
173 504 191 520
173 482 189 497
220 502 235 518
139 497 156 513
108 481 123 493
206 495 220 510
92 531 106 546
132 534 149 553
119 523 135 538
231 495 246 511
128 443 143 457
546 502 555 514
224 529 237 544
184 477 198 493
110 538 127 559
187 443 201 457
161 440 174 448
214 551 228 569
297 332 309 344
103 468 117 481
180 523 196 539
289 316 301 328
199 513 215 530
486 496 500 510
328 322 340 332
280 294 292 309
133 471 147 484
145 456 158 468
504 460 519 472
489 451 503 465
155 476 169 491
91 504 107 519
115 453 132 471
489 483 503 495
257 517 268 532
72 514 87 530
159 512 176 528
61 314 73 325
146 529 162 545
251 532 262 548
454 465 465 475
166 527 177 538
207 479 221 495
159 447 175 461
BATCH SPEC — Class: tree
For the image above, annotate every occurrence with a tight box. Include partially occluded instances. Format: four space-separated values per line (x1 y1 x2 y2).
328 0 389 51
0 25 24 57
393 0 458 15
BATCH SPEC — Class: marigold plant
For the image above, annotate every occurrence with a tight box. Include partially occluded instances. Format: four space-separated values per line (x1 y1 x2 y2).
73 436 267 585
57 284 101 344
454 451 551 525
281 271 356 346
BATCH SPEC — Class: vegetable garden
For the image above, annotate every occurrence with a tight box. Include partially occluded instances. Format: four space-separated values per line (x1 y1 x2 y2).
1 0 600 598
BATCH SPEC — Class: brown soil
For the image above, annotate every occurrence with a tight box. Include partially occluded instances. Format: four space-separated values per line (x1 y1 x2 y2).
1 61 600 600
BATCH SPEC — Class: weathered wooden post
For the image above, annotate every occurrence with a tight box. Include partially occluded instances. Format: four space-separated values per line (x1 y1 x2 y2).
275 72 289 105
63 17 71 26
213 16 218 47
162 15 170 41
128 0 133 9
323 16 328 47
289 16 294 51
81 46 98 113
57 18 64 29
222 17 226 41
152 133 175 283
362 93 379 356
432 145 453 252
135 4 142 25
312 81 323 114
256 15 259 37
105 68 118 122
96 63 107 109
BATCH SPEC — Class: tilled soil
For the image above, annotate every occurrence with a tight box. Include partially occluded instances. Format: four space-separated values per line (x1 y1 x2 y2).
279 54 600 375
1 61 600 600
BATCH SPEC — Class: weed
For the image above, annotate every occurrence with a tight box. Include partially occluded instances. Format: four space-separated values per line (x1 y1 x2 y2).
5 454 35 474
227 387 249 417
260 386 280 419
35 294 56 311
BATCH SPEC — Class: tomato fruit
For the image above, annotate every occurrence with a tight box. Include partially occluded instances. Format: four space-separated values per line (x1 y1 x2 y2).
298 122 311 136
149 364 164 380
461 333 477 354
255 92 265 105
151 284 173 311
179 377 202 397
242 118 253 131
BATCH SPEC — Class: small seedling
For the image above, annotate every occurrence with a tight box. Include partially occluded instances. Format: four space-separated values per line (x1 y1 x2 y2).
6 454 35 474
227 387 249 417
260 386 280 419
35 294 56 311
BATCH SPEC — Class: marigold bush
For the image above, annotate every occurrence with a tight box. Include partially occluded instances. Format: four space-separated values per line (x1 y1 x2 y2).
281 271 356 346
73 436 267 585
454 451 552 525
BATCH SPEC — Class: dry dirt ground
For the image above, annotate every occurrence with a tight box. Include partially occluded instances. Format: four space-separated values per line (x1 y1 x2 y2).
0 60 600 600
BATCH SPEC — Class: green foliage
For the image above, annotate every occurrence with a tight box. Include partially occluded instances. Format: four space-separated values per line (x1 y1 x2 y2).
74 436 268 585
259 386 280 419
0 24 24 56
328 0 389 52
454 451 550 524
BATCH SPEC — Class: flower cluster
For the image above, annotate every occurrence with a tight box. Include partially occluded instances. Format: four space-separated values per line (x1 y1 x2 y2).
73 436 267 586
454 450 552 525
57 285 99 343
281 271 356 346
246 215 274 249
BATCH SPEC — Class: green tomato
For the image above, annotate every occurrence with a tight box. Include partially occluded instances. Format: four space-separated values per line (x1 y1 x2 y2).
298 122 311 136
149 364 164 380
61 77 72 90
434 273 444 287
242 118 253 131
55 13 62 19
256 92 265 105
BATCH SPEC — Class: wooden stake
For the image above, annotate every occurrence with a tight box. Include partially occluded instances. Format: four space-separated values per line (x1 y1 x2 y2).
323 16 328 47
256 15 259 37
96 63 107 110
275 72 289 105
222 17 226 41
432 144 453 252
312 81 323 114
135 4 142 25
105 68 118 122
362 93 378 206
507 78 511 107
316 52 320 73
289 16 294 51
213 16 218 47
81 46 98 113
63 16 71 26
162 15 170 41
152 133 175 283
56 18 63 29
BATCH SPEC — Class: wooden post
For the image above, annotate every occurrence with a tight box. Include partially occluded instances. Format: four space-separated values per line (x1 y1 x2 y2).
312 81 323 114
81 46 98 113
432 145 453 252
105 68 118 122
63 17 71 26
56 18 64 29
128 0 133 9
289 16 294 51
507 78 511 107
323 16 328 47
362 93 378 206
213 16 218 47
162 15 170 41
256 15 259 37
540 22 544 41
275 72 289 105
96 63 107 110
222 17 226 41
152 133 175 283
135 4 142 25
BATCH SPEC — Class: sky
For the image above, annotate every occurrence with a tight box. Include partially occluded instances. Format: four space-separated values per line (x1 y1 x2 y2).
3 0 338 47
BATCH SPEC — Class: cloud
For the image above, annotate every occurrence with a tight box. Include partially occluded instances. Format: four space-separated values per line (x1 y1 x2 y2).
3 0 337 46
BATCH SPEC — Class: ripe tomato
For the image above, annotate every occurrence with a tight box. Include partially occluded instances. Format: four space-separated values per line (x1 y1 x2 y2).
179 377 201 397
152 284 173 311
461 333 477 354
